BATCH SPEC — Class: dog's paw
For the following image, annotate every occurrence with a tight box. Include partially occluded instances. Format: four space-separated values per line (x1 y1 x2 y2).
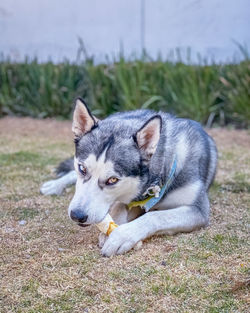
98 233 108 248
40 179 64 195
101 223 142 257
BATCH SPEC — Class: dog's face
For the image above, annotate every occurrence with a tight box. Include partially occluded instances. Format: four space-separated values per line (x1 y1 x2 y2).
68 98 161 225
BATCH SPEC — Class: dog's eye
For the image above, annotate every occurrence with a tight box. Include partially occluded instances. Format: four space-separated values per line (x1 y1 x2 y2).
78 164 87 176
106 177 119 185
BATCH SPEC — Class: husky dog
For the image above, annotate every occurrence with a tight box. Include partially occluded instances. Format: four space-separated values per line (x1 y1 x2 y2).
41 98 217 256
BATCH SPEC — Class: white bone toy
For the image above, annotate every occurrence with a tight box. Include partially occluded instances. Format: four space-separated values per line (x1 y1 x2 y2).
96 214 118 236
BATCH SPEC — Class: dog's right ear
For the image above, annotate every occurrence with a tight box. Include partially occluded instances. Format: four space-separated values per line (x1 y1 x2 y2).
72 98 98 137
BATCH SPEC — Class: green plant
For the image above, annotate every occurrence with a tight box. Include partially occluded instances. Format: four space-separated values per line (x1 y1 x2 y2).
0 48 249 127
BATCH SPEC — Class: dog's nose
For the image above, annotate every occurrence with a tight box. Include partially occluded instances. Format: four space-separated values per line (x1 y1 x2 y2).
70 210 88 223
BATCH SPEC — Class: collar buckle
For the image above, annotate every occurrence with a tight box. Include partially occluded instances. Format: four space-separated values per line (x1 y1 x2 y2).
143 185 161 198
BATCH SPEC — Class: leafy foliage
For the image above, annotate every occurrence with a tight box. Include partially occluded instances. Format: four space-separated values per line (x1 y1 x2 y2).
0 52 249 126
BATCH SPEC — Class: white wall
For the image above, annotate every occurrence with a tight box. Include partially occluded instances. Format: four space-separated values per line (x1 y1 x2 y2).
0 0 249 63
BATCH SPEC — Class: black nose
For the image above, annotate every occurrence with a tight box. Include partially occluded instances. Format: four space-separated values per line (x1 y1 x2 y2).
70 210 88 223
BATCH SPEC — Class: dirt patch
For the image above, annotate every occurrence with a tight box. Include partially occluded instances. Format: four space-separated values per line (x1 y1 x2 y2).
0 116 72 139
208 128 250 149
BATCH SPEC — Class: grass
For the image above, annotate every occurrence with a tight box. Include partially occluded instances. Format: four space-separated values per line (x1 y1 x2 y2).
0 117 249 312
0 48 250 127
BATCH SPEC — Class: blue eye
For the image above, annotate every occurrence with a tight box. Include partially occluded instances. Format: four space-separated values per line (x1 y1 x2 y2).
78 164 87 176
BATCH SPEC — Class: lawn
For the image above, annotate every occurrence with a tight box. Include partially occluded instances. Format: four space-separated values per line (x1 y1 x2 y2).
0 117 249 313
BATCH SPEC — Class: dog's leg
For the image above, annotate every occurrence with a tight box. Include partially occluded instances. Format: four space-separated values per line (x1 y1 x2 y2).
101 192 209 256
40 170 77 195
98 202 128 248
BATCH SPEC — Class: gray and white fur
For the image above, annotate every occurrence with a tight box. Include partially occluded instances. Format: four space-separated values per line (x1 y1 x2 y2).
41 98 217 257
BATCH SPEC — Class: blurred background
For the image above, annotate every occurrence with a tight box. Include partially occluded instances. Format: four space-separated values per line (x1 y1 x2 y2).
0 0 249 126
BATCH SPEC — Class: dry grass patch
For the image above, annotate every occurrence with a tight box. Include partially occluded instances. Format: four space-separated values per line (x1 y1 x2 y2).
0 117 249 313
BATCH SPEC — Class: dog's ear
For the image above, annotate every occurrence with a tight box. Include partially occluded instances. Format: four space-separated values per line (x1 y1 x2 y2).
72 98 98 137
134 115 162 159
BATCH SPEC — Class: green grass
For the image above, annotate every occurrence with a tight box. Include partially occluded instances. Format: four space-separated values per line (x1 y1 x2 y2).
0 48 250 127
0 151 59 168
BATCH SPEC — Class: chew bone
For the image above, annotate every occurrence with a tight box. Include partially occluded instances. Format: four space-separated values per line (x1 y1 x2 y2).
96 214 118 236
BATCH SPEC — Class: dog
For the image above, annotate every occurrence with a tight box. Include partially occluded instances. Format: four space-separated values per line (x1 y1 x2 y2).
41 98 217 257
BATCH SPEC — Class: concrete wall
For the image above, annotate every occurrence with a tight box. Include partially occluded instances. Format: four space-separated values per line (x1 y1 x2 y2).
0 0 249 63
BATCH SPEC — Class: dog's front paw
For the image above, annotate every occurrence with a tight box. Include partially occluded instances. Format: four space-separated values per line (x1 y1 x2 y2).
40 179 64 195
101 224 142 257
98 233 108 248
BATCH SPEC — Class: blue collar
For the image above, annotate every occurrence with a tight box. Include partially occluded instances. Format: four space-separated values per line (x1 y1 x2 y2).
128 157 177 212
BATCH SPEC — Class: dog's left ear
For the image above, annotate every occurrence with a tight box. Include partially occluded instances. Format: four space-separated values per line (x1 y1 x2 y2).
72 98 98 138
134 115 162 159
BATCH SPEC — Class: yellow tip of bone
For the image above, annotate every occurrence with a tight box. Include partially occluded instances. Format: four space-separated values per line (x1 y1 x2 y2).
106 221 118 236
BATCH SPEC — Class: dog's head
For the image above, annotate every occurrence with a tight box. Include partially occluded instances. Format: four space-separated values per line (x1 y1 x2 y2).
68 98 162 225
